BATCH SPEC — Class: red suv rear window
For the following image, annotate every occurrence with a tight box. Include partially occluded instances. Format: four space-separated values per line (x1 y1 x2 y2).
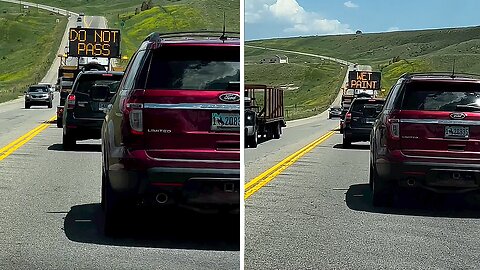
401 81 480 111
145 46 239 91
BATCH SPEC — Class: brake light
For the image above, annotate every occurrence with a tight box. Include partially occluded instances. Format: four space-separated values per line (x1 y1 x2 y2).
129 109 143 134
384 111 401 150
125 102 143 135
67 94 75 109
345 112 352 122
388 118 400 139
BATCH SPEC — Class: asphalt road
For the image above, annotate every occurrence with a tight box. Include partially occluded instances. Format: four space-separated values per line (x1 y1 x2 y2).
245 56 480 268
245 63 371 180
0 3 239 269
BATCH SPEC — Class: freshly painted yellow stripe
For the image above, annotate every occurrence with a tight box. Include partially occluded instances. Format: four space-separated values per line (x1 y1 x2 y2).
84 18 92 28
0 116 56 161
245 130 336 199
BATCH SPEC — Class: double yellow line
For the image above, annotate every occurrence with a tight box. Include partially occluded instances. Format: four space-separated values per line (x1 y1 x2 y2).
245 130 336 199
0 116 56 161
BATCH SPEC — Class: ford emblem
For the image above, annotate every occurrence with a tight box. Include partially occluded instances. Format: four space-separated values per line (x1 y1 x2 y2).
219 93 240 103
450 112 466 120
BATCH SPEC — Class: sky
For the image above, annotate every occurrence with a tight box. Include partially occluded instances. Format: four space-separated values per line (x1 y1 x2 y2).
245 0 480 40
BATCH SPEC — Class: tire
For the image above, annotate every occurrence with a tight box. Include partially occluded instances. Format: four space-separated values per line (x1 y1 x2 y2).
103 179 122 237
62 130 76 150
343 133 351 148
247 130 258 148
266 125 274 140
56 117 63 128
103 171 133 237
371 164 394 207
25 102 30 109
273 123 281 139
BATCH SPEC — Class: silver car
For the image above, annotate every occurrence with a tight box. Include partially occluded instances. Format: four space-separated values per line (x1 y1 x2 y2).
25 85 53 109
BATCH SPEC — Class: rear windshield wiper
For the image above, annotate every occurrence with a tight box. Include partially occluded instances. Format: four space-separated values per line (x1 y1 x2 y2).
455 104 480 112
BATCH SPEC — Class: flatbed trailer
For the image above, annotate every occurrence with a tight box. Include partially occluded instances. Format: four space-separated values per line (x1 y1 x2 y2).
244 84 286 148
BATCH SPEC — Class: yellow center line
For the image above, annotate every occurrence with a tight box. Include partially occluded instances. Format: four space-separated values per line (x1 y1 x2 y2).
84 17 92 28
245 130 336 200
0 115 56 161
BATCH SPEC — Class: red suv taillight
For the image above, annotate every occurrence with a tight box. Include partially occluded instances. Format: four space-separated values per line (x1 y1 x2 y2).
388 118 400 139
384 111 401 150
126 103 143 135
120 93 144 136
66 94 75 109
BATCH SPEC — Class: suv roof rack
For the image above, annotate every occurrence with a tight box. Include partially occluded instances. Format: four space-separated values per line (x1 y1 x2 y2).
401 72 480 80
144 31 240 42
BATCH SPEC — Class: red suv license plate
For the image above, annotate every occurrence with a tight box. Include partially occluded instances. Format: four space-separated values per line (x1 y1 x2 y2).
211 112 240 131
445 126 469 139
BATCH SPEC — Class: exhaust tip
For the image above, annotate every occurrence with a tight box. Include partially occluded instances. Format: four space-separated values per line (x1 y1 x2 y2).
407 178 416 186
155 193 168 204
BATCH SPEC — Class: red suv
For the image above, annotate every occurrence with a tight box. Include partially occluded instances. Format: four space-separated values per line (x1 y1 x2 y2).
101 32 240 234
370 73 480 206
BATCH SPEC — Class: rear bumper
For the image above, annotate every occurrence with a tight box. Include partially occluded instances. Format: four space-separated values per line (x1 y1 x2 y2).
108 166 239 211
25 98 50 104
65 115 103 139
344 127 372 141
376 158 480 193
107 149 240 211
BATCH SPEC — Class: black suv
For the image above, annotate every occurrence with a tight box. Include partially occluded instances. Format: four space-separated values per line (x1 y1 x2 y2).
342 98 384 147
62 71 123 149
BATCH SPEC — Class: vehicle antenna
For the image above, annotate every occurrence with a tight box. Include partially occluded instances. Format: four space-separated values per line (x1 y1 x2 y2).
220 12 226 42
451 59 456 78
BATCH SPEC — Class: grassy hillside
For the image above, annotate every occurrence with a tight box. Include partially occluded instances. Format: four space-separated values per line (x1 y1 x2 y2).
29 0 239 62
246 48 345 119
248 26 480 93
0 3 66 103
119 0 239 59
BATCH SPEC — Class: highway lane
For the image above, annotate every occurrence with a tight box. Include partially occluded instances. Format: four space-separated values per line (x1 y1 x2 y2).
0 4 239 269
246 129 480 269
0 12 107 154
244 50 480 267
0 122 239 269
245 63 371 181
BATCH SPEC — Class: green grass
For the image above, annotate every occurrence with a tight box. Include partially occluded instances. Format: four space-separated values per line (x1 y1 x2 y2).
0 0 238 103
0 3 66 103
248 26 480 92
245 48 345 120
247 26 480 116
29 0 239 64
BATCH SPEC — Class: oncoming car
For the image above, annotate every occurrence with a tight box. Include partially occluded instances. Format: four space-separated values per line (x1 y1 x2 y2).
328 106 342 119
101 31 240 235
25 85 53 109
